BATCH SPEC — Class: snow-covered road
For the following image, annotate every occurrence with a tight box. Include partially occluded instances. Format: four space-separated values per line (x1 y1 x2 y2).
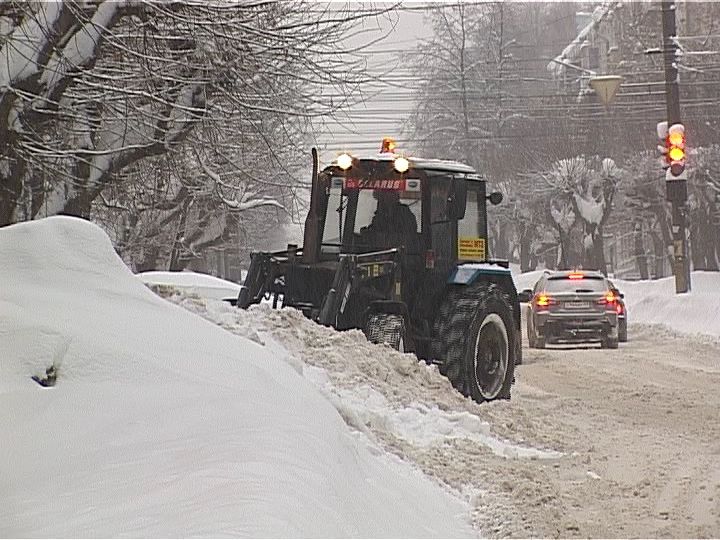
176 290 720 538
508 318 720 537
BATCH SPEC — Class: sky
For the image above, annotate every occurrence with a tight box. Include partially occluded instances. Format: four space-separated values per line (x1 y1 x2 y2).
3 216 720 537
313 3 433 165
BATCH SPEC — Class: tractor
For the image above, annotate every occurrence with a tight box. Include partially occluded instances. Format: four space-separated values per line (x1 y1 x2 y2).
237 139 521 403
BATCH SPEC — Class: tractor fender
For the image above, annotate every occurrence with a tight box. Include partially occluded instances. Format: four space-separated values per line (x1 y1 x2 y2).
447 263 513 286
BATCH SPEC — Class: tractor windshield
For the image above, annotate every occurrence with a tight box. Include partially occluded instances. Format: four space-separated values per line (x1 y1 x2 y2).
321 176 421 254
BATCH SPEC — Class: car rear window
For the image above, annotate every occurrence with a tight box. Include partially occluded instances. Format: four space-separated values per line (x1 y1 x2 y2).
545 276 607 292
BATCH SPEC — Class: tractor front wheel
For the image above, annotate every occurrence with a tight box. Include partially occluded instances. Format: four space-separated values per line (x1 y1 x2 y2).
365 313 406 352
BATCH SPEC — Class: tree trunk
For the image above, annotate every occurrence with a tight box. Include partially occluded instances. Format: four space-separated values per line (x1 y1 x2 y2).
650 231 666 279
689 210 706 271
168 199 191 271
519 227 534 272
136 247 161 273
633 223 649 280
494 223 510 260
652 204 674 272
0 156 26 226
590 230 606 275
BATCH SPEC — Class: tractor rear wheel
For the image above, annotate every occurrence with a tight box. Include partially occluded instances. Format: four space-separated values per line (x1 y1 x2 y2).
433 283 516 402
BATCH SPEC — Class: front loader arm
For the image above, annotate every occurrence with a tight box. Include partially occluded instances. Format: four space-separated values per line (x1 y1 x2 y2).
317 248 402 327
237 252 276 309
318 255 353 326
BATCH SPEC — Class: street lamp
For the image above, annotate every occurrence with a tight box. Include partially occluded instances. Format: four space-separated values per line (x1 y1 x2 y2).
588 75 623 106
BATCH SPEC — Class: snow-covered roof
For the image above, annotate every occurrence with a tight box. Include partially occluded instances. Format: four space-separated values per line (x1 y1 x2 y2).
326 153 478 175
547 1 620 79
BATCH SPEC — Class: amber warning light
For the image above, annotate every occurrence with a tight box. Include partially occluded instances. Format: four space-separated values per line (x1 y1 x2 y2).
380 137 397 153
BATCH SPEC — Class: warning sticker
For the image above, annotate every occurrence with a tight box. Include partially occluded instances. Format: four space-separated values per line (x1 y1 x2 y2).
458 237 486 261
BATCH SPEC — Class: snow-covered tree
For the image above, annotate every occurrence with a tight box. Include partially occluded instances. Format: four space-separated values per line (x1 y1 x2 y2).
540 155 621 272
687 146 720 271
0 1 383 228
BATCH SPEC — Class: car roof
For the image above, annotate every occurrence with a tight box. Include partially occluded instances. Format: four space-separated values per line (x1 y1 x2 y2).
545 270 606 280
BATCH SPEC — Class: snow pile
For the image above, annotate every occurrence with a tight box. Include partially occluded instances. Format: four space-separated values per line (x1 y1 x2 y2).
137 270 241 301
613 272 720 339
512 269 546 293
0 216 473 538
159 289 563 462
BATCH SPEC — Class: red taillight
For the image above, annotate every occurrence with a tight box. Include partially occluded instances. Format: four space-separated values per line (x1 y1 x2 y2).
534 293 555 307
568 272 584 280
598 291 618 308
616 303 624 315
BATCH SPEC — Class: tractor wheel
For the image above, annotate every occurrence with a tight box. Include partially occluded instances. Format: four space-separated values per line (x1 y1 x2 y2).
434 283 516 402
365 313 406 352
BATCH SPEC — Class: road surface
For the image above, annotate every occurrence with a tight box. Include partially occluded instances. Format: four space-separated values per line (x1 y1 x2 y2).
475 317 720 537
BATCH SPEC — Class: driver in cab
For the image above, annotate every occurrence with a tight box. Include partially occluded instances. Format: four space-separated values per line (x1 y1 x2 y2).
359 190 419 252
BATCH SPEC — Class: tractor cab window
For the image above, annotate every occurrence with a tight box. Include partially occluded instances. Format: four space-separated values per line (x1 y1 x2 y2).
321 176 422 254
458 186 488 261
353 189 421 235
321 177 346 253
352 187 421 253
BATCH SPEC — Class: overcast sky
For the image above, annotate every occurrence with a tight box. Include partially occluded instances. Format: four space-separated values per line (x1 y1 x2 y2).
313 3 432 165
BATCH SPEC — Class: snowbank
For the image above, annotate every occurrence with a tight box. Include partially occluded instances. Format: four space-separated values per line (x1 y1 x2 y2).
614 272 720 338
0 216 473 538
137 270 241 300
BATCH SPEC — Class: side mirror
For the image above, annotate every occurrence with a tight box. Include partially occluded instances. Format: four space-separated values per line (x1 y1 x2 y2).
518 288 533 303
448 177 467 220
487 191 503 205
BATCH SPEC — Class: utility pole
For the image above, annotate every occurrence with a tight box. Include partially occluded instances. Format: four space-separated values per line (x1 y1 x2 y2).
661 0 691 293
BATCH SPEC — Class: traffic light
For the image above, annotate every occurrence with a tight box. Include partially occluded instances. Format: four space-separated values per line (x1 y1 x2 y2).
666 123 686 177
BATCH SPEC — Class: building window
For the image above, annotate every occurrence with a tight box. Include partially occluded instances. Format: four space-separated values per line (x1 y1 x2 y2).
588 47 600 70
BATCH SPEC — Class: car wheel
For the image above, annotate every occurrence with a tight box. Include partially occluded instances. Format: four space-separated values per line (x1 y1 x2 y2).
534 324 546 349
618 318 628 342
527 310 537 348
602 335 619 349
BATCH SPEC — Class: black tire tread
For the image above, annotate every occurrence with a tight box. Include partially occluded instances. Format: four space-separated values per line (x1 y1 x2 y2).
365 313 405 351
432 282 517 402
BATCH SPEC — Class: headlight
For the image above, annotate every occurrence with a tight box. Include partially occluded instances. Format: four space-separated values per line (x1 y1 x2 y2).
393 156 409 173
337 153 353 170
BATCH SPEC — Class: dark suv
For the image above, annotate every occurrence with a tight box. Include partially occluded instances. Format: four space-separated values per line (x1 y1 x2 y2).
519 270 619 349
